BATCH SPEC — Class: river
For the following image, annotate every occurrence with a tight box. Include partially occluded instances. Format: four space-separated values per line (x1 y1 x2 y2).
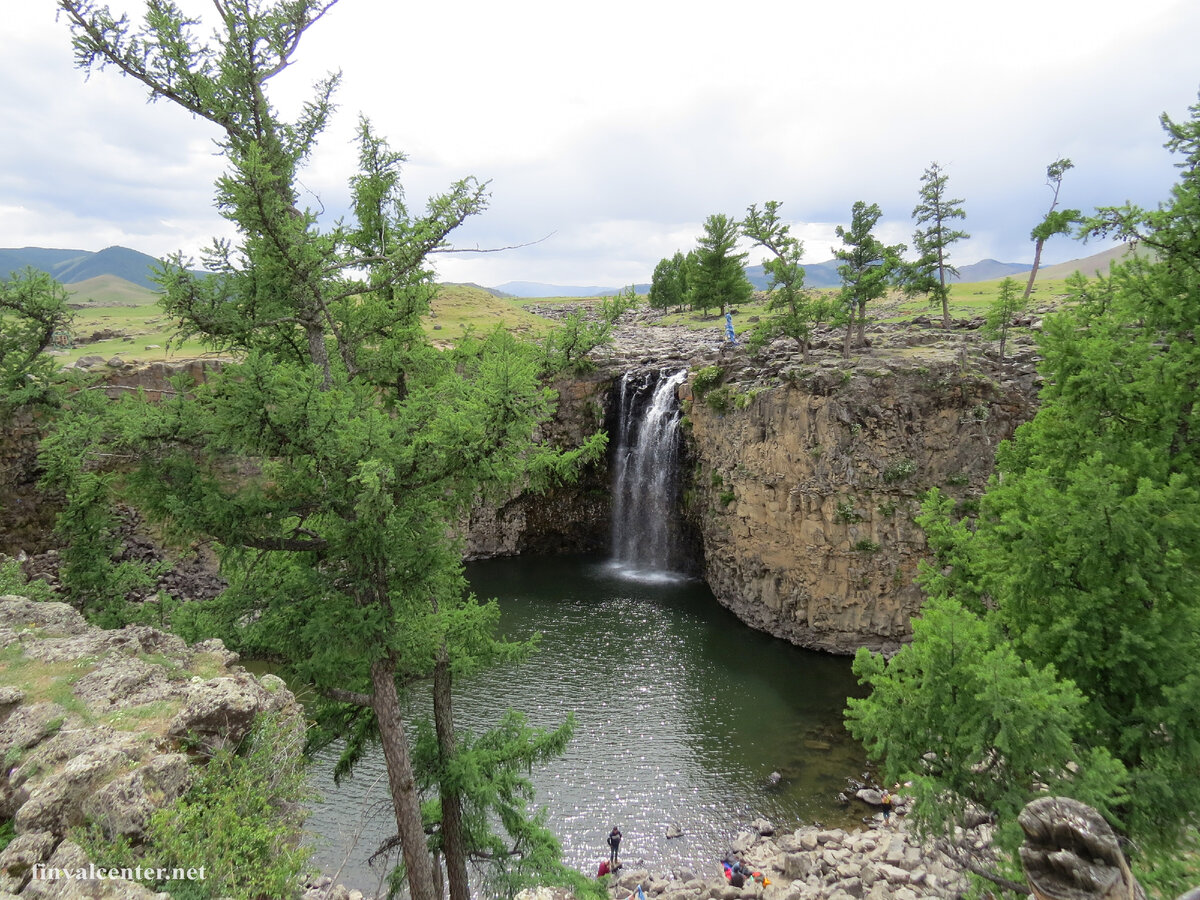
302 554 867 895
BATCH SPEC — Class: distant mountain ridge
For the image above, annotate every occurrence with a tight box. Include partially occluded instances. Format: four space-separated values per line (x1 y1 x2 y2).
0 245 164 291
2 243 1135 300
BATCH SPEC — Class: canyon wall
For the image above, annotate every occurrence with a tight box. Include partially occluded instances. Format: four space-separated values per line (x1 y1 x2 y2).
680 352 1038 654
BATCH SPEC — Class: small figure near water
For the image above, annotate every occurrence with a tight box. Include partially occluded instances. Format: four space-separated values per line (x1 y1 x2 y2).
881 788 894 825
608 826 622 867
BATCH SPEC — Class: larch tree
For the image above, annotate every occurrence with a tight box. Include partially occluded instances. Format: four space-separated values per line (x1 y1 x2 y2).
834 201 904 358
981 276 1026 360
0 268 73 419
908 162 969 329
690 213 752 318
1023 158 1080 300
51 3 603 900
846 95 1200 896
648 252 686 312
741 201 828 361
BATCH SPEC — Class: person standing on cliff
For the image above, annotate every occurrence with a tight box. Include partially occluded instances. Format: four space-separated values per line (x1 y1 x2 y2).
607 826 622 866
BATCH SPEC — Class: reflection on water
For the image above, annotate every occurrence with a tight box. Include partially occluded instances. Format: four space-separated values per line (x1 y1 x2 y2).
304 555 866 893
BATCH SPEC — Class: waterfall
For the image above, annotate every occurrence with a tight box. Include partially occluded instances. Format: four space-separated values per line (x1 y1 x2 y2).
609 368 689 577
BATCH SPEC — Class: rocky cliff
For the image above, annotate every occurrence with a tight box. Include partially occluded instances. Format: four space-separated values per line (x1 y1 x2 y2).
681 348 1037 654
0 594 300 898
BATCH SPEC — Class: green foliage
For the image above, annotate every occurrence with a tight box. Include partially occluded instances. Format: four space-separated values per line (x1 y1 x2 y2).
648 252 687 311
537 289 637 375
852 96 1200 874
742 201 830 359
1024 158 1080 299
853 538 880 553
77 715 313 900
880 457 916 484
905 163 969 328
0 559 56 603
691 365 723 398
846 596 1128 855
703 386 735 414
690 214 752 317
411 711 602 900
834 498 864 524
0 268 74 418
719 490 736 507
54 5 598 898
981 277 1027 360
835 202 905 358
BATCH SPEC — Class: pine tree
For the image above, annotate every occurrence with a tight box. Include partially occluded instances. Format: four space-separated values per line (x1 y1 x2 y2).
907 162 969 328
690 214 752 318
846 94 1200 891
52 5 604 899
1024 158 1080 300
648 252 685 311
741 201 828 360
834 202 904 358
981 276 1027 360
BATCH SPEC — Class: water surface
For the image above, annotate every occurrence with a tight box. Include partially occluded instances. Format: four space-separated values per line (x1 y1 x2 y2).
304 555 866 892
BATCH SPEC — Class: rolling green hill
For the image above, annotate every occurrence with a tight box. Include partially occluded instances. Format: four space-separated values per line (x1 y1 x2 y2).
0 245 164 290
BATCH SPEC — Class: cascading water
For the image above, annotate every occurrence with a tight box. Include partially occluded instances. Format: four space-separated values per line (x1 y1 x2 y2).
609 368 689 577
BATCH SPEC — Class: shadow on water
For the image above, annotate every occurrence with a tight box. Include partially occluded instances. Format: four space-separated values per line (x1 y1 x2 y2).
303 554 868 893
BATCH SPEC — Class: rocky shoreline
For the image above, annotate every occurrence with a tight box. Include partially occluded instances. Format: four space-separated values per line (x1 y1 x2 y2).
593 815 994 900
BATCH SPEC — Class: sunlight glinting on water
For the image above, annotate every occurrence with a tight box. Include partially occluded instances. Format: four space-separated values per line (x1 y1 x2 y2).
303 556 866 893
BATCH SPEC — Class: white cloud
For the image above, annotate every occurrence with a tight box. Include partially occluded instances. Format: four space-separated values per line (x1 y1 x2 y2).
4 0 1199 286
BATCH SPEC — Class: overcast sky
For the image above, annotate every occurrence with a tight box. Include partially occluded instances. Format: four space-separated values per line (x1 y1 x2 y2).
3 1 1199 288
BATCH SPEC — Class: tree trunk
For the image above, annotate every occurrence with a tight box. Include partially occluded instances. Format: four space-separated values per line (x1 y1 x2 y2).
856 300 867 347
842 313 853 359
1024 238 1046 300
433 652 470 900
371 657 438 900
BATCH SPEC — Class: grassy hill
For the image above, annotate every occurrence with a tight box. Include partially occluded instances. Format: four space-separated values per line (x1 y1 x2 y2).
66 274 162 307
1033 243 1147 280
1 245 165 291
51 280 550 366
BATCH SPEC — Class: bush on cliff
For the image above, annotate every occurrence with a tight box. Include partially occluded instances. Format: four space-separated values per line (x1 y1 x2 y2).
76 714 313 900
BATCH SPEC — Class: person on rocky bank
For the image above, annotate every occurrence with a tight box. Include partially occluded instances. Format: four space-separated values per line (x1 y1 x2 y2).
607 826 622 866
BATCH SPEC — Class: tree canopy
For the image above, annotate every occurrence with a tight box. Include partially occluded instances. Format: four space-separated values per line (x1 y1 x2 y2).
834 202 904 358
741 201 828 360
847 95 1200 893
51 3 605 899
906 162 969 329
690 213 752 318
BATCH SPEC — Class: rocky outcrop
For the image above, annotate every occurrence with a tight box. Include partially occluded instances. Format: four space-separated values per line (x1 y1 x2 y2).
681 343 1038 654
1019 797 1145 900
0 595 299 896
599 815 988 900
465 372 614 558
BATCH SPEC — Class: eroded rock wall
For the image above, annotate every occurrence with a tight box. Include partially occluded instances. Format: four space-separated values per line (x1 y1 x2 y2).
682 357 1037 654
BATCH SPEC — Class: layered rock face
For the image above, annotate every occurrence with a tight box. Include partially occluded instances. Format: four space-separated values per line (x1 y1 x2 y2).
0 595 300 897
681 354 1037 654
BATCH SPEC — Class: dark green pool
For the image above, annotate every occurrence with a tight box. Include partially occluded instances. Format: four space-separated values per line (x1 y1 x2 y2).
304 554 866 892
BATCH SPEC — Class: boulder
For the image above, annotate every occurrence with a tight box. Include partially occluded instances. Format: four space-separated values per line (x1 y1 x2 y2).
82 753 193 840
15 743 138 834
20 840 171 899
1018 796 1146 900
167 672 294 754
0 830 58 893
